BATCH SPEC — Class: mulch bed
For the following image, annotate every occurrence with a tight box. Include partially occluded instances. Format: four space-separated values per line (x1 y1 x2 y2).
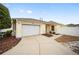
55 35 79 43
55 35 79 54
0 36 21 54
73 46 79 54
42 34 53 37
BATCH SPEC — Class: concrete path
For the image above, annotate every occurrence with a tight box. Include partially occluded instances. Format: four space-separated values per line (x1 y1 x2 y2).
3 35 77 55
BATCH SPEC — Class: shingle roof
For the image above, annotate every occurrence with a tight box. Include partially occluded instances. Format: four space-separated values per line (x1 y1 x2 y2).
12 18 63 25
13 18 47 24
46 21 63 25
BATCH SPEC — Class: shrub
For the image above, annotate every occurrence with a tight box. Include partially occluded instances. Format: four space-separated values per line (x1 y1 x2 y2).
0 32 5 39
5 30 12 37
0 4 11 29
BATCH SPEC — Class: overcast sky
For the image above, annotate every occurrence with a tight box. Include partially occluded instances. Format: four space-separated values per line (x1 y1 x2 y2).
3 3 79 24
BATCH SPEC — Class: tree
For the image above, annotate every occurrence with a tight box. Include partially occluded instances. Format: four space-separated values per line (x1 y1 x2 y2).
0 4 11 29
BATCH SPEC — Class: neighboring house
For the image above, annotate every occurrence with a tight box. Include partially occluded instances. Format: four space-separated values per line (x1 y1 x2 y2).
12 18 60 38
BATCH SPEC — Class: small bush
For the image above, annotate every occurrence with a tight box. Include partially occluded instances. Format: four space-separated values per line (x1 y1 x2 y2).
5 30 12 37
0 30 12 40
0 32 6 40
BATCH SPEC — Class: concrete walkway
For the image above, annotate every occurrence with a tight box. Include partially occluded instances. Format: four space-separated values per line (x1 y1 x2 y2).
3 35 77 55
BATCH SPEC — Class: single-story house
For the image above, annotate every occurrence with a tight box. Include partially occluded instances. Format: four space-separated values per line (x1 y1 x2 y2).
12 18 61 38
12 18 79 38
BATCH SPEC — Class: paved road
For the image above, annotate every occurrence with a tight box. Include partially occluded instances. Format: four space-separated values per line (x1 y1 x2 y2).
3 35 77 55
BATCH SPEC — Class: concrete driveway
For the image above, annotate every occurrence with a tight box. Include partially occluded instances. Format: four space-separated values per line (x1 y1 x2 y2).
3 35 77 55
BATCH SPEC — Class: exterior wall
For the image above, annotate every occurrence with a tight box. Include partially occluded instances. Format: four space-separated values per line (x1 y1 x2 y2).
54 25 62 33
55 25 79 36
40 24 46 34
15 20 46 38
16 20 22 38
12 21 16 36
46 25 51 33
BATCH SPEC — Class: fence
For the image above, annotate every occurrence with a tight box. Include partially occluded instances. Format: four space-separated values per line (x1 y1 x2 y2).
55 26 79 36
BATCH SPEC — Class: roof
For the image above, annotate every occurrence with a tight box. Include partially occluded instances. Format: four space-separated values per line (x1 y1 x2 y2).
13 18 47 24
12 18 62 25
46 21 63 25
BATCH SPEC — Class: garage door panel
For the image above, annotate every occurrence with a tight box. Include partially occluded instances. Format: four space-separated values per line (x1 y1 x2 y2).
22 25 40 36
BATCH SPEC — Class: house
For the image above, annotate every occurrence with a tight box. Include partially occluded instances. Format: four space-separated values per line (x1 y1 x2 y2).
12 18 60 38
12 18 79 38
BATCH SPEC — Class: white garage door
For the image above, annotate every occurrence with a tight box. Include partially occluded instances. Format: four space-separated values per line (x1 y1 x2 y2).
22 25 40 36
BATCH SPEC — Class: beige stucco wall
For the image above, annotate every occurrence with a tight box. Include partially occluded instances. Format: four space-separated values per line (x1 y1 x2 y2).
55 25 62 31
54 25 62 33
46 25 52 33
16 20 22 38
15 20 46 38
40 24 46 34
